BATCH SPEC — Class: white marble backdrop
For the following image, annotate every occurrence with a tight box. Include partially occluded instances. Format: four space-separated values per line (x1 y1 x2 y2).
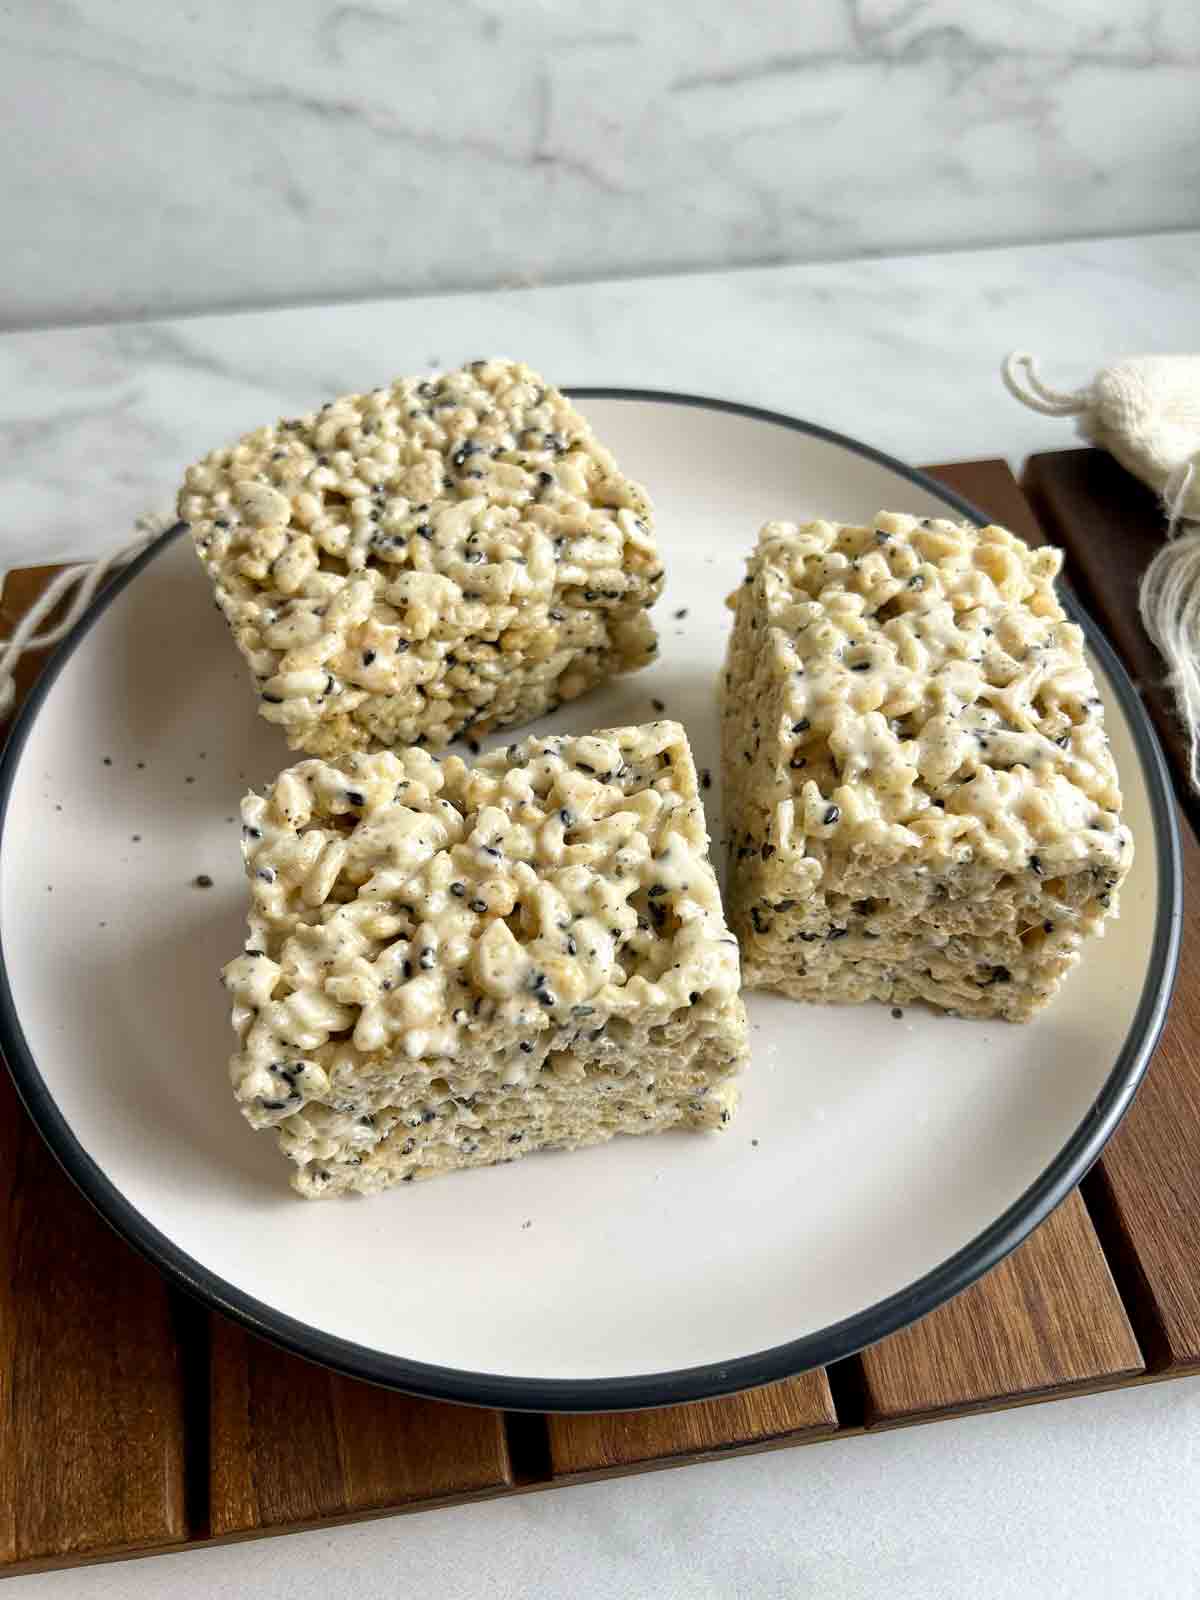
1 0 1197 329
2 230 1198 574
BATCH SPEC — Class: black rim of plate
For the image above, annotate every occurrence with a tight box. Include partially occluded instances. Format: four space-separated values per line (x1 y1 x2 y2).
0 388 1183 1413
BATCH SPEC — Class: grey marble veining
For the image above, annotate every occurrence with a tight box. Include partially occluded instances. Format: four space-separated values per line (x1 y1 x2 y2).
1 230 1197 574
1 0 1197 329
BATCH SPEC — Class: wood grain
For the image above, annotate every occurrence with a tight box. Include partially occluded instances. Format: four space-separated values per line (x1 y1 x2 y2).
837 460 1142 1424
856 1191 1143 1425
547 1373 837 1479
1022 449 1191 806
924 455 1050 550
1022 448 1200 1373
208 1315 512 1535
1084 826 1200 1373
2 562 191 1566
0 1063 189 1565
0 563 67 736
2 446 1198 1571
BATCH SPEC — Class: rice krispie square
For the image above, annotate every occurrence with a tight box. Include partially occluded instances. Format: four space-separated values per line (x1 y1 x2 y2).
223 721 748 1195
721 512 1133 1022
181 360 663 759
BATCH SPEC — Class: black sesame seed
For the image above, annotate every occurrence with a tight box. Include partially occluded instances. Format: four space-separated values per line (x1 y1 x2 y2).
520 1041 534 1054
823 805 840 825
451 882 466 897
651 698 665 712
193 874 213 888
345 790 365 806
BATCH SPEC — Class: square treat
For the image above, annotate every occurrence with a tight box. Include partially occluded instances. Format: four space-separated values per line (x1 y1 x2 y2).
180 360 663 759
721 513 1133 1022
223 721 748 1196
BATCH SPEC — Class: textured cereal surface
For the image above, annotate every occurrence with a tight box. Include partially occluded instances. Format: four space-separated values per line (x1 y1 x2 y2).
223 721 747 1195
721 512 1133 1022
181 360 663 757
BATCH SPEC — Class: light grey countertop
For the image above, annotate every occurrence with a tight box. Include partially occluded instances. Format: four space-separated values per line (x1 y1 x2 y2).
1 0 1197 330
2 229 1197 576
4 229 1200 1599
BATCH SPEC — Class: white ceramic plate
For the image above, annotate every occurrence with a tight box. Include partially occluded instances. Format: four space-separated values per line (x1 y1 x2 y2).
0 392 1180 1411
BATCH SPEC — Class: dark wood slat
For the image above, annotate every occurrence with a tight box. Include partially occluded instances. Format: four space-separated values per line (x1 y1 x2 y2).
838 460 1144 1424
0 563 67 741
208 1316 512 1535
547 1372 837 1479
1083 822 1200 1372
2 565 193 1566
1022 449 1190 803
925 455 1050 549
1021 448 1200 1372
0 1064 190 1566
856 1191 1143 1425
2 446 1197 1571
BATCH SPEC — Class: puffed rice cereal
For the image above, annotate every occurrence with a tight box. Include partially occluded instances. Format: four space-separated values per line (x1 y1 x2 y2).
721 512 1133 1021
223 721 748 1195
180 360 663 757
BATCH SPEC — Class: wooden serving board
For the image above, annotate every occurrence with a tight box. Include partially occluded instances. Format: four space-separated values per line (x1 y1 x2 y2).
2 452 1198 1577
